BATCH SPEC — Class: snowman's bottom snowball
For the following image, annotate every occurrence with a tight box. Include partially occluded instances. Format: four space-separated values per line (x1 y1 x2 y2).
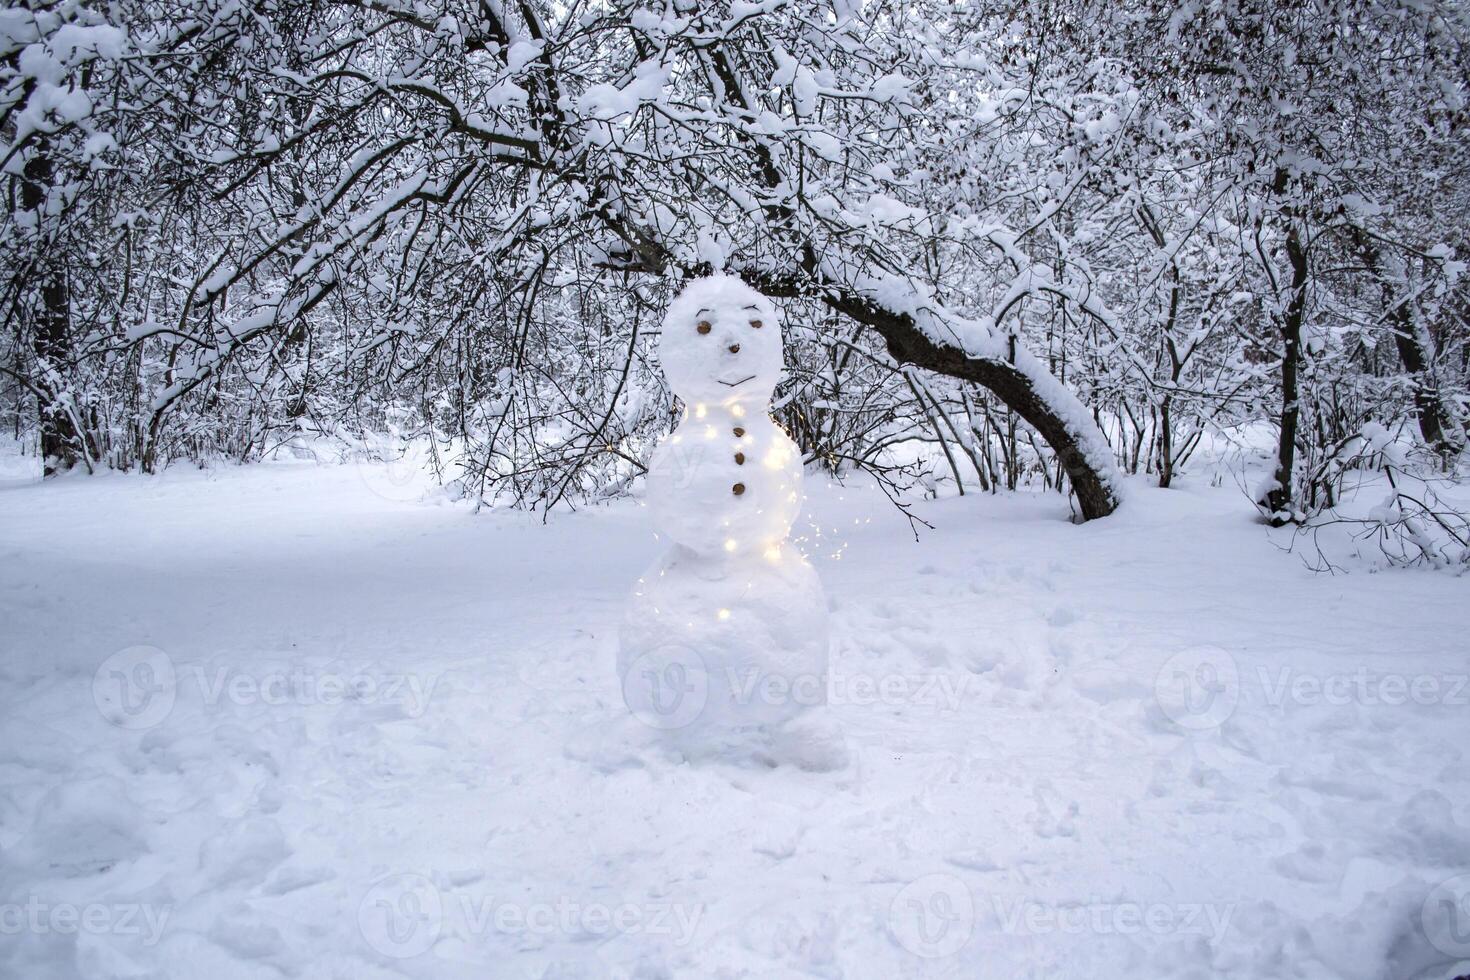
618 545 829 740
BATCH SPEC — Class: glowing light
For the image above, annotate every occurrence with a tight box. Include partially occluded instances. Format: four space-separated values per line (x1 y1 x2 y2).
763 544 782 562
730 404 746 418
717 608 731 620
704 426 716 439
695 403 708 419
724 538 738 552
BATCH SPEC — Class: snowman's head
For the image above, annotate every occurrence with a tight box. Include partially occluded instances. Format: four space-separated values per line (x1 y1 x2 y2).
659 275 784 407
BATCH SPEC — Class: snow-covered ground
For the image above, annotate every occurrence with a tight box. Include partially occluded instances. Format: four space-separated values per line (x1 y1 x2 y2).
1 460 1467 979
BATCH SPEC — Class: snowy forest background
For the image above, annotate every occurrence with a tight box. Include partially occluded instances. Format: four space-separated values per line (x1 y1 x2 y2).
4 0 1470 559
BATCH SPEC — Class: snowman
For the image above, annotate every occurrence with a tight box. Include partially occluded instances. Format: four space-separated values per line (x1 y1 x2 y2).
619 275 846 770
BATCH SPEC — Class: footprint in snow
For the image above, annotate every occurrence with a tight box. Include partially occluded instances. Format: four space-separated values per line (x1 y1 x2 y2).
1046 606 1080 628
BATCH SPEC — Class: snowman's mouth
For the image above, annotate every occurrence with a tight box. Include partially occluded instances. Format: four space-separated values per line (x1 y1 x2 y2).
718 374 756 388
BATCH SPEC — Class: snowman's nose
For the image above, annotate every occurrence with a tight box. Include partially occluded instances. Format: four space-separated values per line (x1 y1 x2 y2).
727 343 740 354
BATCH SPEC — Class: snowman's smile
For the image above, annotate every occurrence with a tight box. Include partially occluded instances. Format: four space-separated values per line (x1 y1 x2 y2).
718 374 757 388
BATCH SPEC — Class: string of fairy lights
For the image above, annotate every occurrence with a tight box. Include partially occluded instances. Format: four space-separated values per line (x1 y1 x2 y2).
633 402 873 628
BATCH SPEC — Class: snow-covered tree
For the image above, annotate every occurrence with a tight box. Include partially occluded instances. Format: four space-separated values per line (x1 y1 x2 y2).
4 0 1466 537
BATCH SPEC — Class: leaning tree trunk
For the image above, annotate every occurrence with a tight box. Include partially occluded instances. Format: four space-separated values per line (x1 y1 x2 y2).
816 290 1122 521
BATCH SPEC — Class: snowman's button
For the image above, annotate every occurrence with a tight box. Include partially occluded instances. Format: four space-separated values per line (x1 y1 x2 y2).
697 321 712 334
732 483 746 496
733 427 745 437
734 452 745 465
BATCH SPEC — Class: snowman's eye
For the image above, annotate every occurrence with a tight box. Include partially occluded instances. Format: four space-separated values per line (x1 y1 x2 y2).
696 321 712 335
749 319 763 329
